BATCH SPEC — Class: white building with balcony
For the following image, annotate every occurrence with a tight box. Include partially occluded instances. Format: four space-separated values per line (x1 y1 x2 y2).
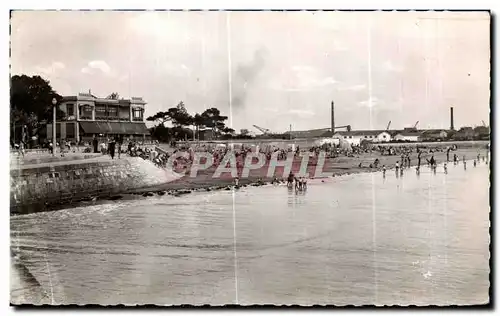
46 92 150 143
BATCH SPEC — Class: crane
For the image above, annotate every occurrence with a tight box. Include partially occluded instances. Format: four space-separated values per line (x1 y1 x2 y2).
253 125 272 135
386 121 391 131
414 121 419 129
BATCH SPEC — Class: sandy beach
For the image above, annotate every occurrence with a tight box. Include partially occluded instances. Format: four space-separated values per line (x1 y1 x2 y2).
127 145 489 195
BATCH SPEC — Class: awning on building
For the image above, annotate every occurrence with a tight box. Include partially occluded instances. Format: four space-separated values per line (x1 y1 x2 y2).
79 122 150 135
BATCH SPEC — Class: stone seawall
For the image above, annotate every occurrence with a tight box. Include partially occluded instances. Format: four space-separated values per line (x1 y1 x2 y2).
10 157 179 214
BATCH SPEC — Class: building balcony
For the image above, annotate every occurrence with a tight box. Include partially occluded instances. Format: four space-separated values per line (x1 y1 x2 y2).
133 117 144 122
78 116 132 122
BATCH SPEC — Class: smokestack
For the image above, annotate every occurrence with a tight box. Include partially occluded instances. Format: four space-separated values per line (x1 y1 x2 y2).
450 107 454 131
331 101 335 134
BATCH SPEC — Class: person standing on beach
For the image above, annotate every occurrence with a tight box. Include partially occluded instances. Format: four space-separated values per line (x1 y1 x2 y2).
382 165 386 177
464 160 467 170
444 162 448 174
417 152 422 168
395 161 400 173
474 160 477 167
407 155 411 168
446 147 451 162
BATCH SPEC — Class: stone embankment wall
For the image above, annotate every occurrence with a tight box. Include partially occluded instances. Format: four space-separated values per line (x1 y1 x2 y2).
10 157 179 214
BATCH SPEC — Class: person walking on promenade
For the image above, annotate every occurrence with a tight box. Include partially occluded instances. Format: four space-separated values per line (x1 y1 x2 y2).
109 138 116 160
93 136 98 154
117 137 122 159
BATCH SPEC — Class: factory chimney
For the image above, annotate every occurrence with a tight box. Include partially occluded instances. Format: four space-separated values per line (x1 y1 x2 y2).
450 107 455 131
331 101 335 134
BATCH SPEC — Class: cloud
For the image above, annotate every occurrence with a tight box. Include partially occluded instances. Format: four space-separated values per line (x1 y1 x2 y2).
270 65 338 92
35 61 65 75
338 84 367 91
358 97 380 108
382 60 403 72
81 60 111 75
164 63 191 77
333 41 349 51
289 109 315 117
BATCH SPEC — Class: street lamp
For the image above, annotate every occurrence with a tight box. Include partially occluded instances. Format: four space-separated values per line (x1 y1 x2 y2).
52 98 57 156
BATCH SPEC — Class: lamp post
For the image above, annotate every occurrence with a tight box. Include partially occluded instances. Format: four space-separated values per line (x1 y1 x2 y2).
52 98 57 156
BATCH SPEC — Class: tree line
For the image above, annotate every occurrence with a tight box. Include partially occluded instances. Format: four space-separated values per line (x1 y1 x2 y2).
147 101 241 142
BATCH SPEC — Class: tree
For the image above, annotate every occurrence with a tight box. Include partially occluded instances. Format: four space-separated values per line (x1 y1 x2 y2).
192 113 205 139
10 75 63 143
146 111 172 127
169 101 193 127
222 127 235 135
147 102 229 141
200 107 228 135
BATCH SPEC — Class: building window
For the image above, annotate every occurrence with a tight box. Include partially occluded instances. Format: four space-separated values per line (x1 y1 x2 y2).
383 135 386 138
132 108 143 121
107 106 118 119
95 106 106 120
364 136 367 138
119 107 130 121
79 104 93 120
67 104 74 117
349 136 352 139
66 123 75 138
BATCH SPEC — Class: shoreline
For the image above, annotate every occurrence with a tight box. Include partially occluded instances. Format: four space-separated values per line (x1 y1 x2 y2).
11 146 488 215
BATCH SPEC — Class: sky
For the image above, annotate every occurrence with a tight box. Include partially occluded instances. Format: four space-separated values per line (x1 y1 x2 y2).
10 10 491 133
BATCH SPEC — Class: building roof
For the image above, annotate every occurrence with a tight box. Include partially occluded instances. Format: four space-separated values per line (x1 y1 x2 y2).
333 130 390 136
61 94 146 105
395 131 421 137
421 129 448 135
284 128 332 138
